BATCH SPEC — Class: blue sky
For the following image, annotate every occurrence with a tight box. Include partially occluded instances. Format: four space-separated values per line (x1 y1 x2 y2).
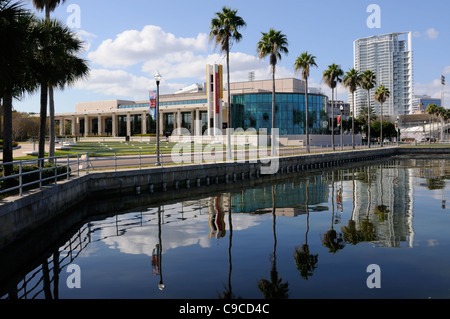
15 0 450 113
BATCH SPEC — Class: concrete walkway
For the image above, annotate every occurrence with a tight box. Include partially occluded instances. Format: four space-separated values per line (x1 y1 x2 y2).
0 142 49 160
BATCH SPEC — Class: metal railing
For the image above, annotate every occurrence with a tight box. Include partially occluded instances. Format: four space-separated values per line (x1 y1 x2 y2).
0 154 89 197
0 141 414 198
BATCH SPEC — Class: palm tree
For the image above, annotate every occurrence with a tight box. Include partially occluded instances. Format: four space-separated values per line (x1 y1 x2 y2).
257 28 288 155
426 104 438 142
361 70 376 148
322 63 343 151
0 0 36 176
443 109 450 141
294 52 317 153
343 68 361 149
209 6 246 160
32 0 67 159
374 85 390 147
33 19 88 160
436 106 446 141
32 0 66 18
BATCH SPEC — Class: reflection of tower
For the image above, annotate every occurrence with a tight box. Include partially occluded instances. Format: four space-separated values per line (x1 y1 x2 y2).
208 196 226 238
351 161 415 247
152 244 160 275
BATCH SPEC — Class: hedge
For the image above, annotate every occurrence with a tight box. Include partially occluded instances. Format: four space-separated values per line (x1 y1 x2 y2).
0 163 71 194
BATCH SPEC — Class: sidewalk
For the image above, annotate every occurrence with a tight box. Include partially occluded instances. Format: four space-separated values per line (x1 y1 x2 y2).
0 142 49 161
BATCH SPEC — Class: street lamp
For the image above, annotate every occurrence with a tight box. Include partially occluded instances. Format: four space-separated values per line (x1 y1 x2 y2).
155 71 162 166
340 105 344 151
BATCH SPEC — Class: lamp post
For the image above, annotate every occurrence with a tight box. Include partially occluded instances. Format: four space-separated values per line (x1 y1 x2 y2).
340 104 344 151
155 71 162 166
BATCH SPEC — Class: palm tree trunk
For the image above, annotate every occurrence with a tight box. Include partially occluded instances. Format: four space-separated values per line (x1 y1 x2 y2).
45 6 56 161
39 83 48 162
0 98 3 138
331 88 335 151
271 64 277 156
226 50 232 161
367 90 371 148
49 86 55 161
352 92 355 149
305 78 310 153
380 102 383 147
2 89 14 178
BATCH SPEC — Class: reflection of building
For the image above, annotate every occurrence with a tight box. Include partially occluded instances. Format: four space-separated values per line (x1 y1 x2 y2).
230 176 329 216
351 162 414 247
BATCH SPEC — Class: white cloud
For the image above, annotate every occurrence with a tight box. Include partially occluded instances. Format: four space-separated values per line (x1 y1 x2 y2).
88 25 208 68
75 69 182 100
443 66 450 75
425 28 439 40
79 25 309 100
414 28 439 40
415 79 449 106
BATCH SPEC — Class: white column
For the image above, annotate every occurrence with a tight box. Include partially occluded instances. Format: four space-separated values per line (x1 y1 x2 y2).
112 113 117 137
195 109 200 136
71 116 76 136
84 115 89 137
142 111 147 134
159 112 164 136
59 118 64 136
126 112 131 137
98 114 102 135
190 110 194 136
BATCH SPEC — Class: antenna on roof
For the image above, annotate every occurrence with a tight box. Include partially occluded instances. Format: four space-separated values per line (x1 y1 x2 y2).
248 71 255 82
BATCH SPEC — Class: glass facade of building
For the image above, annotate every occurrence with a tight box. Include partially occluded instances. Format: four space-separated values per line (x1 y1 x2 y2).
232 93 329 135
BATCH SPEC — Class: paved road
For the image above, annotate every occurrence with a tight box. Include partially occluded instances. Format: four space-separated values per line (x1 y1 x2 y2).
2 141 398 172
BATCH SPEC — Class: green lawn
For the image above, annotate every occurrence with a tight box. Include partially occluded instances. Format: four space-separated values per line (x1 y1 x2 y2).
15 141 228 160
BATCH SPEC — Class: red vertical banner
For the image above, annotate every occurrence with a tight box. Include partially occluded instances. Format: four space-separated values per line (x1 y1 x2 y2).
215 72 220 114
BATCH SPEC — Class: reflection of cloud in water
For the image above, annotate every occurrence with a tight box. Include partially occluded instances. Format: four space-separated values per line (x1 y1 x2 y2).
426 239 439 247
99 210 268 257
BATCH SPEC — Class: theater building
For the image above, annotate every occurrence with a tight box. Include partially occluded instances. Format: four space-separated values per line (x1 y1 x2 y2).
55 64 329 140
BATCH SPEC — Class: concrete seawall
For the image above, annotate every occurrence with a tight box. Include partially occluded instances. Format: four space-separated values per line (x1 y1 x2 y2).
0 146 448 248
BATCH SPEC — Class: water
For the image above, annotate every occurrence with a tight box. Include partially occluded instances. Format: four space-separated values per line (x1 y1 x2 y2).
1 155 449 299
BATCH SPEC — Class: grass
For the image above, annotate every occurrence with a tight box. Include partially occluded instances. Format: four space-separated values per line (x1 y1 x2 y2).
14 141 229 160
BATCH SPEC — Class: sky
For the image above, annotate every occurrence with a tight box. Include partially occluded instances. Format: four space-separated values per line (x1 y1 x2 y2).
14 0 450 114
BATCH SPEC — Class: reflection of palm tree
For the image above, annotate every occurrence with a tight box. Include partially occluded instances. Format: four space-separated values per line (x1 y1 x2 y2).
294 179 318 279
321 172 345 253
218 193 239 299
342 168 377 244
258 185 289 299
374 166 390 222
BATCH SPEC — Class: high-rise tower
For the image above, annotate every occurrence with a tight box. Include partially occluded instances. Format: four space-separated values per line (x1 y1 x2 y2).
351 32 413 117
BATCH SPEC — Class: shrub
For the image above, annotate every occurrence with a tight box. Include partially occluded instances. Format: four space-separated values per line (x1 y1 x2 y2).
0 162 71 194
